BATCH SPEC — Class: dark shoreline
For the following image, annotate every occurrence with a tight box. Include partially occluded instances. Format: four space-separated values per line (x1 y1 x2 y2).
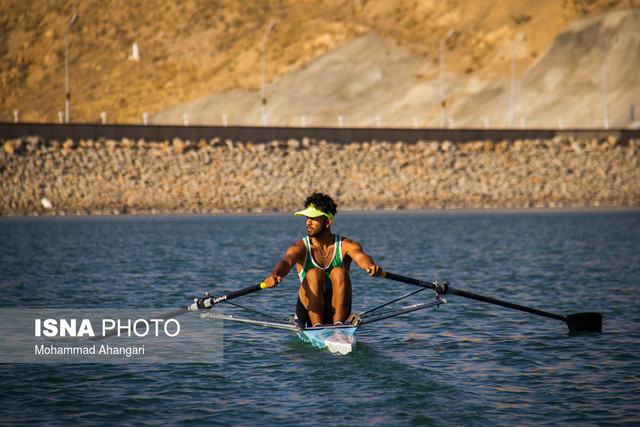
2 205 640 220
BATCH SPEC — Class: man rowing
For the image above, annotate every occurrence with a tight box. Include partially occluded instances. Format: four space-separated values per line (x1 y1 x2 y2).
264 192 382 327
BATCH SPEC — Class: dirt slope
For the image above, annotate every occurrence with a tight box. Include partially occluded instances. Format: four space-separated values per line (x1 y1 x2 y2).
451 10 640 128
2 0 638 125
152 10 640 129
150 33 431 127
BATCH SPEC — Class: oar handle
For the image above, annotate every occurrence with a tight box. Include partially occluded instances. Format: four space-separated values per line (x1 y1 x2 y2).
189 282 268 311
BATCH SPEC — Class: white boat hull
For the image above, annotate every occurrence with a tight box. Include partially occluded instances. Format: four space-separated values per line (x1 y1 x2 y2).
200 312 358 354
297 326 357 355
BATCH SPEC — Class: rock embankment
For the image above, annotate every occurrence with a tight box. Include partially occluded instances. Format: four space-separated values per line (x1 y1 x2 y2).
1 136 638 216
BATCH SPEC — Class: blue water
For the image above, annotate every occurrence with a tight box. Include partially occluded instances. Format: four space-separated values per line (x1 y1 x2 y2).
1 211 639 425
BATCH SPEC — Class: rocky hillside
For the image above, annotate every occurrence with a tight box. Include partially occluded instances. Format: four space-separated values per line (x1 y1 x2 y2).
2 0 638 125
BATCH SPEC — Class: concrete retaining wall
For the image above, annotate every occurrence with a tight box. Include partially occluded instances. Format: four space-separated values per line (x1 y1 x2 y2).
2 133 638 216
2 122 640 144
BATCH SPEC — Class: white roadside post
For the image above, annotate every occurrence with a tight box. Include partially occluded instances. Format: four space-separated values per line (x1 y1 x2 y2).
261 22 276 126
510 32 526 129
440 29 455 129
65 13 78 123
603 34 618 129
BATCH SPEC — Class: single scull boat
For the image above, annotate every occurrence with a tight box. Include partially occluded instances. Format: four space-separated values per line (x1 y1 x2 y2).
194 285 446 355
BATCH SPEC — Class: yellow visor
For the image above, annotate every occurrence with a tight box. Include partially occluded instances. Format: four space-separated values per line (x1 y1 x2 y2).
294 204 334 220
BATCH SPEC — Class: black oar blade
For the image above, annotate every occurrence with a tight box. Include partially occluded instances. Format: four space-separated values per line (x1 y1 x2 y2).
566 312 602 333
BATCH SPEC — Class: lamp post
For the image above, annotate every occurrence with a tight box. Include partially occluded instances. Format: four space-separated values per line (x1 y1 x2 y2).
440 29 455 129
65 13 78 124
603 34 618 129
509 32 526 129
261 22 276 126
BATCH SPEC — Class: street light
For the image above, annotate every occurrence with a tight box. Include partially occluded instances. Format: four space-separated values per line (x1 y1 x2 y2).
603 34 618 129
261 21 276 126
65 13 78 124
440 29 455 129
509 32 526 129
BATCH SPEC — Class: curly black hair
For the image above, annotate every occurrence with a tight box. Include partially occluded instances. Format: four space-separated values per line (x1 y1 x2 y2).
304 192 337 217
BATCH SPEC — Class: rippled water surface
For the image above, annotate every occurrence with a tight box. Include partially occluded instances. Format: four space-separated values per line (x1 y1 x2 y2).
1 211 639 425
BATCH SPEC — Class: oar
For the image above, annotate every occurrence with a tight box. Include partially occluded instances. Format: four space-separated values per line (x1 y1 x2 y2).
89 282 268 341
381 271 602 333
187 282 268 311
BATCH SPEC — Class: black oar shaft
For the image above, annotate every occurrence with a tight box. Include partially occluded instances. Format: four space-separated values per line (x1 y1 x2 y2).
449 288 566 322
382 271 602 332
382 272 436 290
196 282 267 308
383 271 563 320
218 283 265 303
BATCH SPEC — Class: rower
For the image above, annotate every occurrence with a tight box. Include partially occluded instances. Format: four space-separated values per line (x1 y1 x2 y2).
264 192 382 327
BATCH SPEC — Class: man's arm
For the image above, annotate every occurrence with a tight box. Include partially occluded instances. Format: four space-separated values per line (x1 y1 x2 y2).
264 240 306 287
342 238 382 277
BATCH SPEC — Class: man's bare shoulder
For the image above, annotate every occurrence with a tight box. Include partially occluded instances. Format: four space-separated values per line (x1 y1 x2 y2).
339 236 364 250
291 238 306 247
285 238 307 257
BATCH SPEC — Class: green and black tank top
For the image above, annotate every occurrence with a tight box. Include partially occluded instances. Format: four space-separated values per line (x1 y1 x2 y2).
297 234 343 292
